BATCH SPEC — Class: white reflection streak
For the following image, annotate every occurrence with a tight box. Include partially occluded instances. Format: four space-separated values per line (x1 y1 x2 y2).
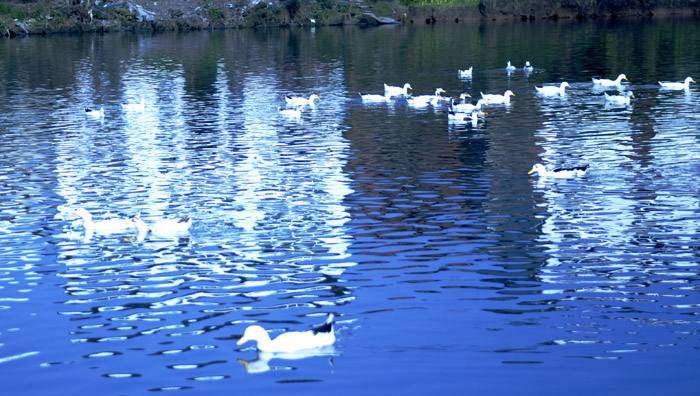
231 73 270 241
54 60 192 238
54 60 101 223
231 67 352 264
535 108 637 273
122 65 172 216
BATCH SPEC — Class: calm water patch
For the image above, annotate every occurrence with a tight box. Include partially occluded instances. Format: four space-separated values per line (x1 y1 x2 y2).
1 19 700 395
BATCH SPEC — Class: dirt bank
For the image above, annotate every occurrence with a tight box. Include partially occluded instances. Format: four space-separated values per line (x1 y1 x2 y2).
1 0 699 38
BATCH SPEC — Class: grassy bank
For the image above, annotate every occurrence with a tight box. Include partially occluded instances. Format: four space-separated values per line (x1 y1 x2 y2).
479 0 700 19
0 0 698 37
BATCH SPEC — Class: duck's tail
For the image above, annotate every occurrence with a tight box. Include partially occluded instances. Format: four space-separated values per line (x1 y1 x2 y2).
313 314 334 335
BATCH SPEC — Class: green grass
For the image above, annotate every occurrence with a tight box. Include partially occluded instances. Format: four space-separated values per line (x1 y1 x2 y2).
207 4 224 23
0 2 11 16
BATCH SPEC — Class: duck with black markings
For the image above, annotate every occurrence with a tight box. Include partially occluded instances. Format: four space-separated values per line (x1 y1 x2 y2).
237 314 335 353
528 163 588 178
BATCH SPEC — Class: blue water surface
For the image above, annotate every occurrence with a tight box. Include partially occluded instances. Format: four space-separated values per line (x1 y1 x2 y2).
1 18 700 395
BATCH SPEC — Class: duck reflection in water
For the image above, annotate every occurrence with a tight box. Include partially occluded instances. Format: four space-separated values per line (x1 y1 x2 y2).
237 345 336 374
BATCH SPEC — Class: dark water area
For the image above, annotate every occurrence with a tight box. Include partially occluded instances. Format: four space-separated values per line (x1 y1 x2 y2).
1 18 700 395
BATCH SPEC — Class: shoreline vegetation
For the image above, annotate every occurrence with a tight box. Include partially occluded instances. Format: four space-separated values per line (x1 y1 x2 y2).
1 0 699 38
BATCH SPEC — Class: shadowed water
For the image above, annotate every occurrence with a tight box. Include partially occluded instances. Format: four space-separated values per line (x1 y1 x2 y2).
1 18 699 395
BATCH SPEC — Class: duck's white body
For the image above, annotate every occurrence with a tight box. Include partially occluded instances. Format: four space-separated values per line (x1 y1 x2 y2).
360 92 391 103
658 77 695 90
121 99 147 111
535 82 570 96
285 94 320 106
85 107 104 118
451 98 487 112
458 67 473 78
505 61 516 71
73 208 135 233
384 83 412 98
528 163 588 178
604 91 634 105
592 74 627 86
448 110 482 126
407 88 447 107
480 90 515 104
237 315 335 353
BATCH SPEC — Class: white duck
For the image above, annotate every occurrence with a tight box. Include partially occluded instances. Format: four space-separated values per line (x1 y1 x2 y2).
451 98 487 112
528 163 588 178
73 208 135 233
523 61 533 71
237 314 335 353
535 82 570 96
285 94 320 106
360 92 391 103
592 73 628 87
407 88 447 107
384 83 412 98
121 99 147 111
604 91 634 105
85 107 104 118
458 67 473 78
131 215 192 237
480 90 515 104
448 110 483 126
658 77 695 90
505 61 516 71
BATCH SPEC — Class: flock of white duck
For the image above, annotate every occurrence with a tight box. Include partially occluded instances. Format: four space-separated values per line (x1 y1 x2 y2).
85 98 148 118
71 207 192 237
281 62 693 183
76 62 695 356
350 61 694 179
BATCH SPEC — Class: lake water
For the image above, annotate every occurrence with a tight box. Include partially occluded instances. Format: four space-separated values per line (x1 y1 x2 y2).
1 17 700 395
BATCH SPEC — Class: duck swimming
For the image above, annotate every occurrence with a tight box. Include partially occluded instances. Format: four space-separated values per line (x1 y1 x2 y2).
72 208 135 233
658 77 695 90
85 107 104 118
528 163 588 178
535 82 570 96
285 94 320 106
237 314 335 353
384 83 412 98
592 74 627 87
480 90 515 104
451 98 486 113
407 88 447 107
458 67 473 78
360 92 392 103
604 91 634 105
